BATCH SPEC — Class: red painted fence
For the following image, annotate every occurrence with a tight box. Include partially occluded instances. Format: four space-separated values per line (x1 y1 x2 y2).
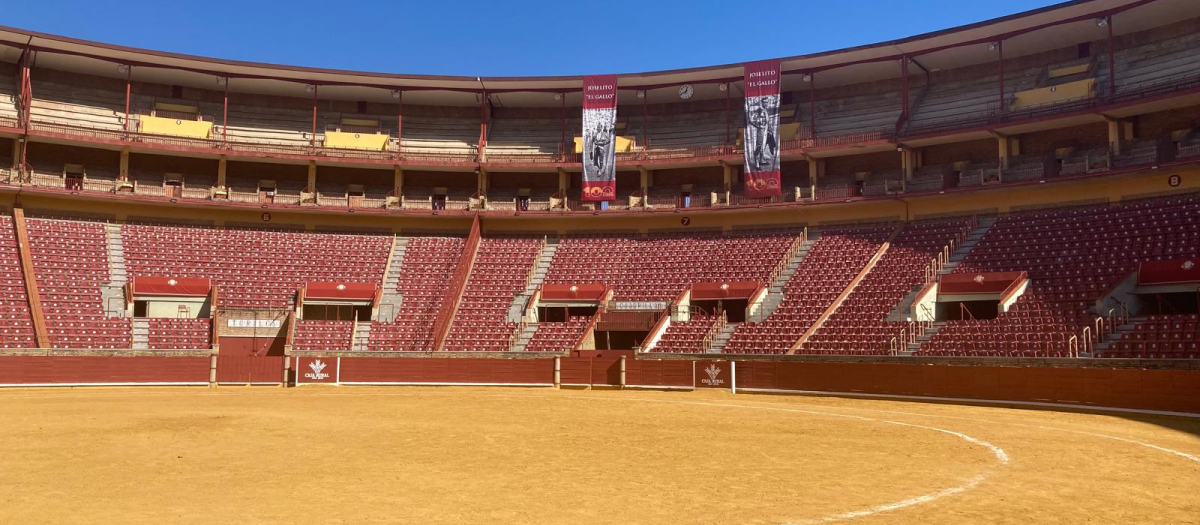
0 356 209 385
215 355 285 385
338 357 553 385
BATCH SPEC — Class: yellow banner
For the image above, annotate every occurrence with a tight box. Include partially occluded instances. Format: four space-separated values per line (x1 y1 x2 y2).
1011 78 1095 110
139 115 213 139
325 131 390 151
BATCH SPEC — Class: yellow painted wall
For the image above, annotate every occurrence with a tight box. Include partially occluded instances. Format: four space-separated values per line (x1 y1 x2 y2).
325 131 390 151
139 115 214 139
1011 78 1096 110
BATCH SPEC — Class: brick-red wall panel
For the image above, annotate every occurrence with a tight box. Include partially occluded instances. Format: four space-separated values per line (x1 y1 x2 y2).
339 357 553 385
732 361 1200 414
0 356 209 384
216 355 284 384
626 360 693 388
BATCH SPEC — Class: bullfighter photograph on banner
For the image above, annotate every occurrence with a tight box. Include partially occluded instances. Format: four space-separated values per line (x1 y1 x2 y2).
582 74 618 202
743 59 782 198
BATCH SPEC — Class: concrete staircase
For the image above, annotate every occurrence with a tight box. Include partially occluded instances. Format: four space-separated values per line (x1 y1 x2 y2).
131 317 149 350
351 321 372 352
101 223 128 318
376 237 408 323
753 231 819 321
507 322 540 352
507 239 558 323
888 216 998 323
904 321 947 355
705 322 739 354
1090 317 1145 356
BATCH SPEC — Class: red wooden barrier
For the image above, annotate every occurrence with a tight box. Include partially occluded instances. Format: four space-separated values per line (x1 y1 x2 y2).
215 355 285 385
733 361 1200 414
294 356 338 384
338 357 553 385
558 357 621 387
625 359 693 389
0 356 209 385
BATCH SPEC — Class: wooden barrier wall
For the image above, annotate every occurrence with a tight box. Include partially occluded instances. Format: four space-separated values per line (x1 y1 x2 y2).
733 361 1200 414
337 357 553 386
0 355 1197 415
0 356 209 386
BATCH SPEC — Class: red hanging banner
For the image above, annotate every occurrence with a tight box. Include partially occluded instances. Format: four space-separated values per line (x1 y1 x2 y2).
743 59 782 198
581 75 618 202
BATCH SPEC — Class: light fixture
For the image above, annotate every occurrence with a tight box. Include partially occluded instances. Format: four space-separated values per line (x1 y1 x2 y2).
720 283 729 291
216 76 228 87
636 90 645 99
117 64 130 74
988 42 998 51
391 89 402 99
305 84 317 94
553 93 563 101
1096 17 1109 28
802 74 812 83
718 83 728 92
569 285 578 292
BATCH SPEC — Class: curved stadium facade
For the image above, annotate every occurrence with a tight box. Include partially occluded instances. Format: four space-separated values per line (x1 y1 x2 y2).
0 0 1197 410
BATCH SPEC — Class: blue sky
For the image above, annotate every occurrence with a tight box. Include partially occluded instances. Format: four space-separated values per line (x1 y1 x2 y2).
5 0 1064 77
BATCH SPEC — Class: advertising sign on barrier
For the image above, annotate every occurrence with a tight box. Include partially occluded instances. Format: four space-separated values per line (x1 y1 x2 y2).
295 356 339 385
694 360 732 389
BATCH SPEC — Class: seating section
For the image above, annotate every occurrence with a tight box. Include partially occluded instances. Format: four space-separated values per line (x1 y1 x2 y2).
799 219 972 355
487 113 577 160
544 230 798 302
525 317 591 352
0 215 36 348
444 237 542 351
723 225 894 354
293 320 354 351
146 318 211 350
806 91 904 139
651 314 719 353
27 218 130 349
123 224 391 309
1098 314 1199 359
919 195 1200 357
906 66 1040 133
1105 30 1200 93
369 237 465 351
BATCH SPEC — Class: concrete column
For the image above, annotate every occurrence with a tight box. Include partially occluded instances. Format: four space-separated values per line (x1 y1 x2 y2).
638 166 650 195
808 158 824 186
12 140 22 171
477 168 488 195
393 166 404 193
1106 117 1122 156
119 147 130 179
901 148 915 180
557 168 569 193
216 156 227 188
307 162 317 190
998 136 1012 169
721 162 733 191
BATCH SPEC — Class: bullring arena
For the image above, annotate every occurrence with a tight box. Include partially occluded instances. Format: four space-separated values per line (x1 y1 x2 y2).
2 0 1200 522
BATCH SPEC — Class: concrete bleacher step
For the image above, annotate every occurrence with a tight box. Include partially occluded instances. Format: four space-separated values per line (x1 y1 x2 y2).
887 218 997 323
507 323 540 352
376 237 408 323
351 322 372 352
705 322 739 354
1091 318 1145 352
507 239 558 323
758 231 820 320
101 223 128 318
131 318 149 350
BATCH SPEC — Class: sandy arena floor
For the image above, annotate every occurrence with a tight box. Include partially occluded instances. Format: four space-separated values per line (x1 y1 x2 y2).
0 386 1196 525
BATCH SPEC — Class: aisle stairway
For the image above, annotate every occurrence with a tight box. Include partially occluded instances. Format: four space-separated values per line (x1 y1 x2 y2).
376 237 407 323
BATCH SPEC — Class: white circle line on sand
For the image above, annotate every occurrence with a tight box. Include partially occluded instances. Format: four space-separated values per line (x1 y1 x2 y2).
292 389 1014 524
714 397 1200 465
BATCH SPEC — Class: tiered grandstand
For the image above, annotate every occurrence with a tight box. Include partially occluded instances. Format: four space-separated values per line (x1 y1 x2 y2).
0 0 1198 375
